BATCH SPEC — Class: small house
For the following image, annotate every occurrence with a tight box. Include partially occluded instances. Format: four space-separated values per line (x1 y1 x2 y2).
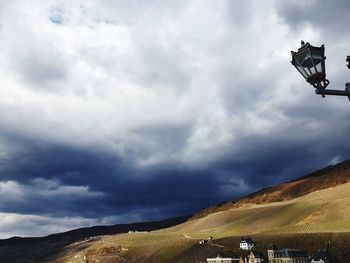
240 237 255 250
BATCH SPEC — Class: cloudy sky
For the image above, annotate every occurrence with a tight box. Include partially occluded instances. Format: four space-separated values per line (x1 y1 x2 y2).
1 0 350 238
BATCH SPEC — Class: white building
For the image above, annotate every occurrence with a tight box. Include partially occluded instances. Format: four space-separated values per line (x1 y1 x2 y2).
207 253 240 263
240 237 254 250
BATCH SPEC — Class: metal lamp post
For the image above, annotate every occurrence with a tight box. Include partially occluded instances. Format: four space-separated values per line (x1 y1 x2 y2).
291 40 350 100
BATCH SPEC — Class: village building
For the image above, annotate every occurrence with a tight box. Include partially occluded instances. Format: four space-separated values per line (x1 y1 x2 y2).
267 248 309 263
240 237 255 250
207 252 240 263
239 251 268 263
248 251 268 263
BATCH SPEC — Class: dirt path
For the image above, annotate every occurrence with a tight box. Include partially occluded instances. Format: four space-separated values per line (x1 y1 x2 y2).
210 243 225 248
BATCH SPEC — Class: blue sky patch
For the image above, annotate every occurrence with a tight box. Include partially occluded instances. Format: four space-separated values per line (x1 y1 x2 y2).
49 7 64 25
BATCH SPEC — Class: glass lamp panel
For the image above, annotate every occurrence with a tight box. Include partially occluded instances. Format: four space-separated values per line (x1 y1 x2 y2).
304 65 312 75
312 54 323 72
295 50 313 68
309 66 316 74
315 62 322 73
295 64 308 79
312 53 322 62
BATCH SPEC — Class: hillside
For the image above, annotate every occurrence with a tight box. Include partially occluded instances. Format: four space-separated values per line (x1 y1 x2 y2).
0 216 190 263
191 160 350 219
54 181 350 262
53 160 350 263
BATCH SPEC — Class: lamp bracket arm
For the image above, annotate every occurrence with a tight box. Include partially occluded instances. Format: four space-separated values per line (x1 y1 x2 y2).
315 84 350 101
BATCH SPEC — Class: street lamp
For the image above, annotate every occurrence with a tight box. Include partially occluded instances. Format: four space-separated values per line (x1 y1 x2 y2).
291 40 350 100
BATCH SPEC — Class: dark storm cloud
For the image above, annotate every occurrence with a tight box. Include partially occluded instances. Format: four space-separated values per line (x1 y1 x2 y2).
0 136 230 219
1 111 350 237
215 130 350 189
1 0 350 238
275 0 350 37
3 113 350 223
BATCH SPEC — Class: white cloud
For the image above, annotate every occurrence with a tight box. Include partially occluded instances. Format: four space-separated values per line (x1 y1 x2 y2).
0 1 348 164
0 206 165 238
0 212 99 238
0 179 104 210
0 0 306 166
0 181 24 202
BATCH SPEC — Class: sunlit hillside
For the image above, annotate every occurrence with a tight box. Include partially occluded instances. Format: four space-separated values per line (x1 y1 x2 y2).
57 182 350 263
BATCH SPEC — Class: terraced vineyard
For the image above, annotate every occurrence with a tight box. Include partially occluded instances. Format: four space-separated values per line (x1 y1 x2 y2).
261 219 350 234
57 182 350 262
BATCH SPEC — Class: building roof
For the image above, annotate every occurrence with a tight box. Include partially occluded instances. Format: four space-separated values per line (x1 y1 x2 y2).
239 251 267 260
275 248 306 252
274 248 308 258
240 237 254 243
212 251 240 259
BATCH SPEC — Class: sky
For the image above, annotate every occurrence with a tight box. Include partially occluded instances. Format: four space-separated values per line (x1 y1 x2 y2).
1 0 350 238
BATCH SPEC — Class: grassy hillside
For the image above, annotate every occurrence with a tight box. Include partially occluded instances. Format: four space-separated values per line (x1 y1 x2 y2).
57 182 350 262
192 160 350 220
165 182 350 238
0 216 190 263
